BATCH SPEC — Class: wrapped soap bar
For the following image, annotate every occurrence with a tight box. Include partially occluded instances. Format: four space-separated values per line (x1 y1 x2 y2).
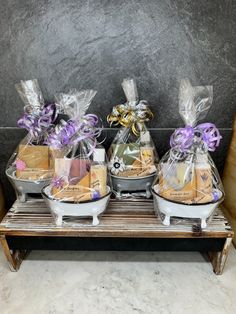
153 79 224 205
44 90 111 203
52 158 91 201
159 161 197 202
6 79 58 182
107 78 159 197
16 145 51 180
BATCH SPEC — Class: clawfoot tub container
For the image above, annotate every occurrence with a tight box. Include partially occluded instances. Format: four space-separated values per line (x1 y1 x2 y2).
42 185 111 226
110 173 156 198
6 167 50 202
152 185 224 228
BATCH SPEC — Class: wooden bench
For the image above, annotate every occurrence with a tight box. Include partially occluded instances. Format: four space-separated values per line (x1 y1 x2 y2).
0 198 233 274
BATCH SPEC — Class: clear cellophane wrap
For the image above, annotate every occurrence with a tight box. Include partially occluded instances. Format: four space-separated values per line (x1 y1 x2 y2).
153 79 224 205
44 90 111 202
107 78 159 179
7 79 58 181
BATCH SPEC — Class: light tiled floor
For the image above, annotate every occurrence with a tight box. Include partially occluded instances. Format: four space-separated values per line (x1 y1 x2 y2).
0 247 236 314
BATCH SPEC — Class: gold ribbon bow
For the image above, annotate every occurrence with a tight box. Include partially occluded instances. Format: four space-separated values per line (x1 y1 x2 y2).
107 100 154 136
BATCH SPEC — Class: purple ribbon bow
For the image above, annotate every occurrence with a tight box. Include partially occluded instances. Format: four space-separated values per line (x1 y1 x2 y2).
170 123 222 152
45 114 100 156
17 103 58 139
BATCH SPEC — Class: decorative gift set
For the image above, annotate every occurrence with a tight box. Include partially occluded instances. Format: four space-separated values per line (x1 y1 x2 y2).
107 78 159 198
6 78 224 228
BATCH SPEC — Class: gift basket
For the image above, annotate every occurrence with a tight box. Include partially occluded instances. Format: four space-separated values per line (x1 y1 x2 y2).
152 79 224 228
42 90 111 226
6 79 59 202
107 78 159 198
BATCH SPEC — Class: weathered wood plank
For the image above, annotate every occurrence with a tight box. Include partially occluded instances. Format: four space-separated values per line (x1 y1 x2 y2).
0 198 233 239
0 198 234 274
0 235 29 271
209 237 233 275
222 115 236 246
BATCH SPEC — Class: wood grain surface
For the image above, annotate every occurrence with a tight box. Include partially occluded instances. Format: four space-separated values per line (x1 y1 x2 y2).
223 114 236 244
0 198 233 239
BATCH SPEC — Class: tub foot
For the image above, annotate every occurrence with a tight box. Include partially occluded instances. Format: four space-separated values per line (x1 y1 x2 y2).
116 184 122 199
18 192 26 203
163 215 170 226
55 214 63 226
145 186 151 199
201 218 207 229
92 215 99 226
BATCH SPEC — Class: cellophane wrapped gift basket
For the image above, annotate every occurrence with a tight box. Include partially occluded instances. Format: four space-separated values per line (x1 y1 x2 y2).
42 90 112 226
6 79 59 202
107 78 159 198
152 79 224 228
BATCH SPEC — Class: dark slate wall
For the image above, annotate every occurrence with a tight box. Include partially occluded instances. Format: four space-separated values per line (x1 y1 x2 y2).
0 0 235 208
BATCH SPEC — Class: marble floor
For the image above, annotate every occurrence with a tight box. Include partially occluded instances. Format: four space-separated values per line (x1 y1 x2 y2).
0 247 235 314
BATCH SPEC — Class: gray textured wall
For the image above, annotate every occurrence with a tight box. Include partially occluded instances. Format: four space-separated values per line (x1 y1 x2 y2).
0 0 235 208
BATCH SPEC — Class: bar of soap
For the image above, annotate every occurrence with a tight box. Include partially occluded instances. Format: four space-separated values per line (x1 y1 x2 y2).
52 158 91 201
110 143 140 165
16 145 50 179
159 162 197 201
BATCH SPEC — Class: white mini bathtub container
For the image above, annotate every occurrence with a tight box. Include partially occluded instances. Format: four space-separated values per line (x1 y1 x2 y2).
152 185 224 228
6 167 51 202
42 185 111 226
110 173 156 198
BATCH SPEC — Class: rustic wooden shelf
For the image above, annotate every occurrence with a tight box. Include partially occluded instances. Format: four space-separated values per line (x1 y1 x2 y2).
0 198 234 274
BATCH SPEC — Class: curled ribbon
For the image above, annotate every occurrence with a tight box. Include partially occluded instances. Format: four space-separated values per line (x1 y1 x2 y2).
17 103 58 139
45 114 101 157
107 100 153 136
170 123 222 153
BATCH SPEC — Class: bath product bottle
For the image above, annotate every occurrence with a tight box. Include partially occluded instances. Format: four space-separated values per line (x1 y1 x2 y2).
195 153 213 202
140 131 155 167
90 148 107 199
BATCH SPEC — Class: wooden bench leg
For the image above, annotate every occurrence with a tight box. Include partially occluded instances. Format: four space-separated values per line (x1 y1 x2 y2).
208 237 233 275
0 235 29 271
